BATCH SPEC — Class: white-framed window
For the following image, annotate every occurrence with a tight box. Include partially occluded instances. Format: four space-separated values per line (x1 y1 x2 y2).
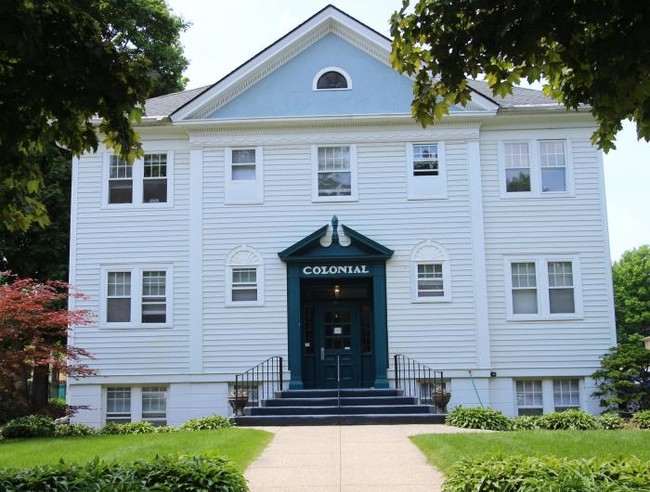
516 380 543 416
106 387 132 423
500 139 572 196
410 240 451 302
105 386 168 425
553 379 580 411
407 142 447 199
103 266 172 328
225 147 263 204
226 246 263 306
312 145 358 201
505 257 582 320
104 151 173 206
142 386 168 425
312 67 351 90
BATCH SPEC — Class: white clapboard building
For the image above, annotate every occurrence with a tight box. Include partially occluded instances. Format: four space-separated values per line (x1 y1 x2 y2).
68 5 615 426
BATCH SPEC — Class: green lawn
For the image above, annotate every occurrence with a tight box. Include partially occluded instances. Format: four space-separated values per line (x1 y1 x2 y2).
411 430 650 473
0 428 273 471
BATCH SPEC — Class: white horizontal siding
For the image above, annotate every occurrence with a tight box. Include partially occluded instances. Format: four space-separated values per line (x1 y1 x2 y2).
72 144 192 375
480 129 613 373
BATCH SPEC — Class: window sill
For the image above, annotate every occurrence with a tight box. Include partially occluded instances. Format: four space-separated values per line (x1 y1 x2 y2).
312 196 358 203
100 324 173 330
412 297 452 304
225 301 264 307
507 314 583 322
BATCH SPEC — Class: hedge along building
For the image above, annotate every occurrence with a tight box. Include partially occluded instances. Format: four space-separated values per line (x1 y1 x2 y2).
68 5 616 426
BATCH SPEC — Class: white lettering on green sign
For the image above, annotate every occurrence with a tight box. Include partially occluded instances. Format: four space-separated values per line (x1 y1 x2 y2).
302 265 369 275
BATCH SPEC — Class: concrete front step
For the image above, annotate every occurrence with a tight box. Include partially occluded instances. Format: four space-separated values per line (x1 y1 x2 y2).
234 413 446 426
264 396 417 407
250 404 434 416
275 389 402 398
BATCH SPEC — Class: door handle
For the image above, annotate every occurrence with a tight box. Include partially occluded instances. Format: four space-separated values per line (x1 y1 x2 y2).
320 347 325 361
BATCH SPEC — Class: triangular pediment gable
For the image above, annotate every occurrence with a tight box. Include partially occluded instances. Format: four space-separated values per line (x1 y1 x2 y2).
279 217 393 263
170 5 497 122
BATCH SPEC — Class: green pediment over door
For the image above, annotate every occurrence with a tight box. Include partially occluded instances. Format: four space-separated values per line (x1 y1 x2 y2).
278 216 394 263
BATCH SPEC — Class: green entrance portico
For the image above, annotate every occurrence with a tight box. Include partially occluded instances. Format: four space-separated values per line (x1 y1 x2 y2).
278 217 393 390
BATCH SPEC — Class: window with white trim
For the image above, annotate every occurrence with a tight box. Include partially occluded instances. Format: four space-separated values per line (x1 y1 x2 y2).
142 386 167 425
501 139 571 196
411 241 451 302
226 246 264 306
506 257 581 320
313 67 351 90
553 379 580 411
105 386 168 425
407 142 447 199
106 387 132 423
103 266 171 327
225 147 263 204
516 380 543 416
106 151 173 205
312 145 357 201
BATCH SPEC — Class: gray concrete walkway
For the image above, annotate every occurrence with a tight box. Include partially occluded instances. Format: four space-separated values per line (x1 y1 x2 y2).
244 424 483 491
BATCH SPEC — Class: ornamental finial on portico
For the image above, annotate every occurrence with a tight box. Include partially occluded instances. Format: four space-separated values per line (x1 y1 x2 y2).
331 215 339 245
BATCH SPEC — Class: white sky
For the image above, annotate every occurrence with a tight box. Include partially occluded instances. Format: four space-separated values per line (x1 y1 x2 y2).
166 0 650 261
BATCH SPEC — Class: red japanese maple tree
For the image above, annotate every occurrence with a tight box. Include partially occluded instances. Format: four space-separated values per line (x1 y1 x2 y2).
0 272 95 420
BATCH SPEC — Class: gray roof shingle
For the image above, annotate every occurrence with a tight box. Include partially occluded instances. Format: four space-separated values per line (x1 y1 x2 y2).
143 85 211 118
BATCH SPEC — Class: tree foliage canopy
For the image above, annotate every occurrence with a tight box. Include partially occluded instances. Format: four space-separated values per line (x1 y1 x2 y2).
613 245 650 339
0 0 188 231
0 272 95 419
389 0 650 152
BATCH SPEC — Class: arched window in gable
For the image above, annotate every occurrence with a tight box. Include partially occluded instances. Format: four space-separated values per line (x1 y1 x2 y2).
410 240 451 302
313 67 351 90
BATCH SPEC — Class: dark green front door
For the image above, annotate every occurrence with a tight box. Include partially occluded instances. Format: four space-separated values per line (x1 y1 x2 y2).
318 303 360 388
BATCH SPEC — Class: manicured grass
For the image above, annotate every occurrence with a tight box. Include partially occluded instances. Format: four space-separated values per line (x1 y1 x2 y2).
411 430 650 473
0 428 273 471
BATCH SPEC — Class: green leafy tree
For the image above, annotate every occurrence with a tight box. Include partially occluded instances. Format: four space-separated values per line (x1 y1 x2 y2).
389 0 650 152
0 0 188 231
613 245 650 339
592 334 650 413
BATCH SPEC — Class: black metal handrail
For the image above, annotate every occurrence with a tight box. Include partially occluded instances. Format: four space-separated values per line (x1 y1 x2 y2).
234 356 283 410
394 354 448 412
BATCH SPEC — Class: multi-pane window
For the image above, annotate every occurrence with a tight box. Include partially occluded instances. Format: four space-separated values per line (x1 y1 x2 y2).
232 268 257 302
504 142 531 192
143 154 167 203
516 380 543 416
539 140 566 192
107 152 171 205
142 387 167 425
507 258 580 319
107 272 132 322
105 267 170 326
417 264 444 298
511 262 538 314
548 262 575 314
553 379 580 411
317 146 351 197
412 144 439 176
106 387 132 423
231 149 256 181
142 271 166 323
502 139 569 195
108 156 133 203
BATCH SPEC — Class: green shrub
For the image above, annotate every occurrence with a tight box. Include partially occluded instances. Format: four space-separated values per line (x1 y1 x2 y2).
1 415 55 439
597 412 625 430
443 455 650 492
632 409 650 429
537 409 599 430
445 406 510 431
154 425 178 433
54 423 97 437
180 414 233 431
510 415 542 430
99 421 157 435
0 454 248 491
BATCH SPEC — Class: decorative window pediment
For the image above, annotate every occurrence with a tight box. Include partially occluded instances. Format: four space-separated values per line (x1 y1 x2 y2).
410 241 451 302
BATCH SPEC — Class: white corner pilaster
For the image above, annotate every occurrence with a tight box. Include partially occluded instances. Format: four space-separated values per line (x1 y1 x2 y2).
467 139 491 368
189 145 204 373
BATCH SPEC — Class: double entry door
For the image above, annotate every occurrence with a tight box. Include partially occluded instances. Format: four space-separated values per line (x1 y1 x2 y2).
302 301 369 389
